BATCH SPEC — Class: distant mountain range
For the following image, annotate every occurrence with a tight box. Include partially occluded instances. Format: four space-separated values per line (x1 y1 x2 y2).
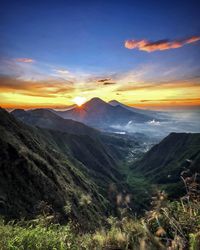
11 98 164 133
53 97 156 129
11 107 139 156
109 100 165 119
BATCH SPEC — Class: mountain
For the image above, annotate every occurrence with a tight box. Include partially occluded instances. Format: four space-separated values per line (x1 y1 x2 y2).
11 108 138 158
132 132 200 197
0 108 138 228
109 100 165 118
3 106 198 228
55 97 154 129
11 108 98 136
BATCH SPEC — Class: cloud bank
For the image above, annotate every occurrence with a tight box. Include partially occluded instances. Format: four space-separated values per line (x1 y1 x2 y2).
125 36 200 52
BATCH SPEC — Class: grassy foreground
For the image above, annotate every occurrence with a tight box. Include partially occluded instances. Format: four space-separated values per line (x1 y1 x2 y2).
0 200 200 249
0 174 200 250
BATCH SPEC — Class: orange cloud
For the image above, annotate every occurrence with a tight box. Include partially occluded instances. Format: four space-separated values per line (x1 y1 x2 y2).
117 80 200 92
125 35 200 52
0 76 74 98
125 97 200 109
16 58 34 63
140 98 200 103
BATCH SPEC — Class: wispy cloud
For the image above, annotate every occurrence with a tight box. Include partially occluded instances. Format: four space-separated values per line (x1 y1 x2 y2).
117 79 200 92
125 35 200 52
52 68 96 83
1 56 200 108
0 75 74 98
55 69 70 74
16 58 35 63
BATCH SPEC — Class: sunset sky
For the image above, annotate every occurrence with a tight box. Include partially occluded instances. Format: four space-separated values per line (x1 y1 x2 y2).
0 0 200 109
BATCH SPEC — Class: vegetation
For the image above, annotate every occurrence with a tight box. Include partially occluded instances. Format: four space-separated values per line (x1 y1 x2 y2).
132 132 200 198
1 108 200 249
0 108 134 227
0 173 199 250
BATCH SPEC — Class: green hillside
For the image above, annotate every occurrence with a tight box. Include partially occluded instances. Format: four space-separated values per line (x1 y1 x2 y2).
132 132 200 197
0 108 135 229
1 108 200 249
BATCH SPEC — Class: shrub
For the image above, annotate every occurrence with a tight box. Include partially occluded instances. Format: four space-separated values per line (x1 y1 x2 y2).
0 219 78 250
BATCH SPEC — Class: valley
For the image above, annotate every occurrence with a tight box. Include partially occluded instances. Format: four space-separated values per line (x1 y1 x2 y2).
0 98 200 249
1 0 200 247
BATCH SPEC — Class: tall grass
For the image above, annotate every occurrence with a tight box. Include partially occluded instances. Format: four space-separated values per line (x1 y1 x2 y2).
0 220 77 250
0 173 199 249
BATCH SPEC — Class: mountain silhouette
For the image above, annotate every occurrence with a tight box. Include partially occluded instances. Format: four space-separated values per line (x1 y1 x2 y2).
55 97 154 128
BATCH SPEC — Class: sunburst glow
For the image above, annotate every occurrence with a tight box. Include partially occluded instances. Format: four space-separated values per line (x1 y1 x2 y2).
73 96 86 106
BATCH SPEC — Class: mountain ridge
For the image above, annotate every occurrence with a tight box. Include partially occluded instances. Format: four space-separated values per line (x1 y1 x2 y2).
11 108 98 136
109 99 165 118
132 132 200 197
55 97 154 128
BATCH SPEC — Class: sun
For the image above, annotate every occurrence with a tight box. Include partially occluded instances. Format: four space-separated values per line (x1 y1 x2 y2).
73 96 86 107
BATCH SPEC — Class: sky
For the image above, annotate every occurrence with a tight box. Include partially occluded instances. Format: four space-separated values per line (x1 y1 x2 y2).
0 0 200 109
